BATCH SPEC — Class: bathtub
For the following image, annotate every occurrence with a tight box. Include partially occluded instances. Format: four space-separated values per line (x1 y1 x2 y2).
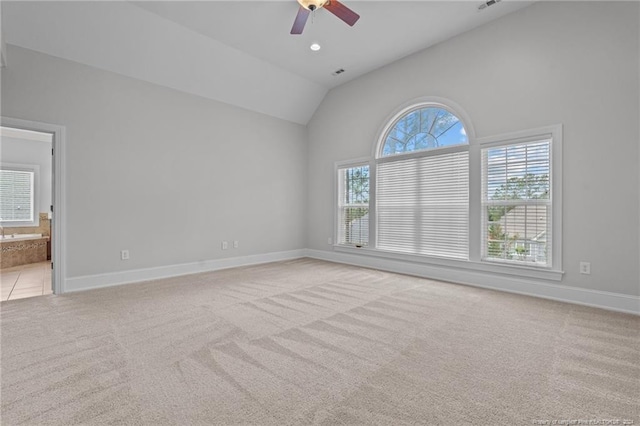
0 234 50 268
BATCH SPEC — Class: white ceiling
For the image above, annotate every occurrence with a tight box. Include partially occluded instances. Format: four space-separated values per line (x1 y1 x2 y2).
134 1 534 88
2 1 534 124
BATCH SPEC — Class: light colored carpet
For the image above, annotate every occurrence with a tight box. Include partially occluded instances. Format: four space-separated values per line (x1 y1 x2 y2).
1 258 639 425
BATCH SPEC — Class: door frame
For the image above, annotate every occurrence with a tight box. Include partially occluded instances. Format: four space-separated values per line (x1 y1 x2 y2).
1 116 66 294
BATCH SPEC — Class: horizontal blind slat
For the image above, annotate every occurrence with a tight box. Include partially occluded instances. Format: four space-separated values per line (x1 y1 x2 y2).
482 139 551 266
377 151 469 259
0 169 34 222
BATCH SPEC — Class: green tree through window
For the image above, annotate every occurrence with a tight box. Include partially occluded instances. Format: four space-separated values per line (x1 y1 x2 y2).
339 165 369 246
483 140 551 264
381 107 467 156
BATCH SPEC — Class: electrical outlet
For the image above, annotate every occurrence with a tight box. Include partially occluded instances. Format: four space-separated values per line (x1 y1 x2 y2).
233 240 239 249
579 262 591 275
120 250 130 260
221 241 228 250
328 237 333 245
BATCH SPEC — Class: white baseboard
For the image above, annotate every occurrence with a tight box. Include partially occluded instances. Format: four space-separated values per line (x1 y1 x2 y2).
305 249 640 315
63 247 639 315
64 249 306 293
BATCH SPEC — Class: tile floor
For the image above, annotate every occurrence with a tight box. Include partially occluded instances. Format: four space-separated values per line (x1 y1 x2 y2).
1 261 53 301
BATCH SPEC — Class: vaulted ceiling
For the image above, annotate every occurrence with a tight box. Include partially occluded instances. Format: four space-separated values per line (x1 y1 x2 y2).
2 1 534 125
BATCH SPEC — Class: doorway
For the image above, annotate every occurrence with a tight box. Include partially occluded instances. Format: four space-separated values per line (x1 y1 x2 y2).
0 117 65 298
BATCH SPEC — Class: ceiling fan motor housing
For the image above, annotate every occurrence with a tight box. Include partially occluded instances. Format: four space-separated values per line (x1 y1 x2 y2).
291 0 359 35
297 0 328 11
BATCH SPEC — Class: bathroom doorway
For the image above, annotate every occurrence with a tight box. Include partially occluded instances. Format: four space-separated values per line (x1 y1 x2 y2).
0 118 65 299
0 126 53 300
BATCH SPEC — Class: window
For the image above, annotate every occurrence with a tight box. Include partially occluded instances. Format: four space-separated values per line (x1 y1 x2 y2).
0 165 38 226
381 107 468 156
334 98 562 278
482 139 551 266
337 164 369 246
376 106 469 259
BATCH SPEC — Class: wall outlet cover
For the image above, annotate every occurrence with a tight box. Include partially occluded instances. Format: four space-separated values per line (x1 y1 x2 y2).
579 261 591 274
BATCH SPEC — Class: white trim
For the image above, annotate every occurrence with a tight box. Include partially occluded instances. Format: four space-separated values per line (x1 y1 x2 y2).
306 249 639 315
63 248 640 315
335 157 370 169
65 249 306 293
333 244 563 281
475 124 560 147
0 5 5 69
376 143 468 164
0 126 53 143
1 117 66 296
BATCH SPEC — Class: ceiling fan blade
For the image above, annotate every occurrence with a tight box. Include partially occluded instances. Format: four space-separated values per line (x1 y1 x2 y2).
324 0 360 27
290 6 311 34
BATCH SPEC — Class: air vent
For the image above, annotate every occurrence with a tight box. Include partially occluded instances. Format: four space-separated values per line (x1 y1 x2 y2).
478 0 501 10
332 68 345 76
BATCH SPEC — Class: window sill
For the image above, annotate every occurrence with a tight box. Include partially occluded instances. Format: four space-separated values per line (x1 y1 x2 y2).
333 245 564 282
1 221 39 228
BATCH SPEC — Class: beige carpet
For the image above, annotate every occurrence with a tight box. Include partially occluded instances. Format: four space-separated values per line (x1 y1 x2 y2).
1 258 639 425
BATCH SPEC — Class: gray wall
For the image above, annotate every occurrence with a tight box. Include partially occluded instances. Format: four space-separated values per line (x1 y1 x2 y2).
1 2 638 299
1 45 308 278
0 135 52 224
307 1 640 296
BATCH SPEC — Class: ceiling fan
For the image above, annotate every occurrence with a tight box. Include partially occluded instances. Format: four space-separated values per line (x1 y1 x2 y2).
290 0 360 35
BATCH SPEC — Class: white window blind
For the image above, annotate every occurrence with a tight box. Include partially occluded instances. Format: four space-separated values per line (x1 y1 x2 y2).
376 151 469 259
0 169 35 222
482 139 551 266
337 165 369 246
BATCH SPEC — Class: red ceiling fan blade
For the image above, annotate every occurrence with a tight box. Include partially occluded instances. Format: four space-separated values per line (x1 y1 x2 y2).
290 6 311 34
324 0 360 27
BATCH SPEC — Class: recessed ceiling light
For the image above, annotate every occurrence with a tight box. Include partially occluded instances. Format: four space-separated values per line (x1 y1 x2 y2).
310 43 321 51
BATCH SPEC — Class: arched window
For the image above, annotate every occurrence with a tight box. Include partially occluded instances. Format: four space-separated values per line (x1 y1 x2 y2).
380 106 468 156
375 103 470 259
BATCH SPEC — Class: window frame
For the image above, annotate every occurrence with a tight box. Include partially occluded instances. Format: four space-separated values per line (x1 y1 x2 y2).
373 99 472 258
0 162 40 228
379 105 470 158
376 103 471 161
336 164 371 248
475 125 562 272
333 97 563 281
334 158 373 247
